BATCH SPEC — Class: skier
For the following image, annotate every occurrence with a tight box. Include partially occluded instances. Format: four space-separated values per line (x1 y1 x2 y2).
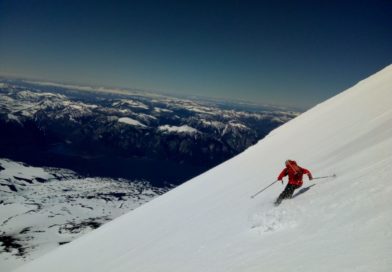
275 160 313 205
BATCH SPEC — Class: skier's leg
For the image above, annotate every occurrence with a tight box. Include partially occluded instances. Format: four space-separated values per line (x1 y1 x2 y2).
282 184 295 199
275 192 284 205
275 195 283 205
275 184 292 205
287 185 300 198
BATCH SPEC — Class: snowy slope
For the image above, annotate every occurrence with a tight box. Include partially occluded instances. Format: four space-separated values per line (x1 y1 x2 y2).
13 65 392 272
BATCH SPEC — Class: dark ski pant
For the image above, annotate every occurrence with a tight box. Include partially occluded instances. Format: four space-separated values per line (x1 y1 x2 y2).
275 184 301 205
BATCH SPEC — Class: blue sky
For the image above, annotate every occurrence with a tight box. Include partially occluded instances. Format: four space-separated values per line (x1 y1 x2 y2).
0 0 391 109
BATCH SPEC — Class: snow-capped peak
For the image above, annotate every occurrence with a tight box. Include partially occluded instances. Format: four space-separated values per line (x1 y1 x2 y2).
158 124 199 135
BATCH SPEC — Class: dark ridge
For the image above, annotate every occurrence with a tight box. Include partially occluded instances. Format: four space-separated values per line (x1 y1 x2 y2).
13 176 33 184
19 227 31 234
0 183 18 192
0 234 26 257
34 177 47 183
58 219 103 234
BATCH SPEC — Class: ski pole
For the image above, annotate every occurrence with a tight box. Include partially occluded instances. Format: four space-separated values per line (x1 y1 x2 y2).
312 174 337 180
250 180 278 199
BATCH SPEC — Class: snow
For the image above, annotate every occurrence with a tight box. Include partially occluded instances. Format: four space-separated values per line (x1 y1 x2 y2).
158 124 199 134
118 117 147 128
0 160 54 181
13 65 392 272
63 101 98 110
16 90 66 100
228 121 249 129
153 107 173 113
6 114 22 124
0 159 167 271
112 99 149 110
200 119 226 130
135 113 157 122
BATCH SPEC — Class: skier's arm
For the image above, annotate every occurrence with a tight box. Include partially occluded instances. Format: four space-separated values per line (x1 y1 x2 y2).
277 168 288 181
302 168 313 180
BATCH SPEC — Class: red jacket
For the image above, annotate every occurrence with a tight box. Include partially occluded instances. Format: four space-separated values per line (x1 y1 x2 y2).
277 164 312 186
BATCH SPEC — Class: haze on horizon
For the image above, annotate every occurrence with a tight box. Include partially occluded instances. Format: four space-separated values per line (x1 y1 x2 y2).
0 0 391 109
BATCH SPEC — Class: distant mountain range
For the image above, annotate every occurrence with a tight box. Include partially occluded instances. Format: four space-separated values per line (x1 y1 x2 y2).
0 79 299 186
